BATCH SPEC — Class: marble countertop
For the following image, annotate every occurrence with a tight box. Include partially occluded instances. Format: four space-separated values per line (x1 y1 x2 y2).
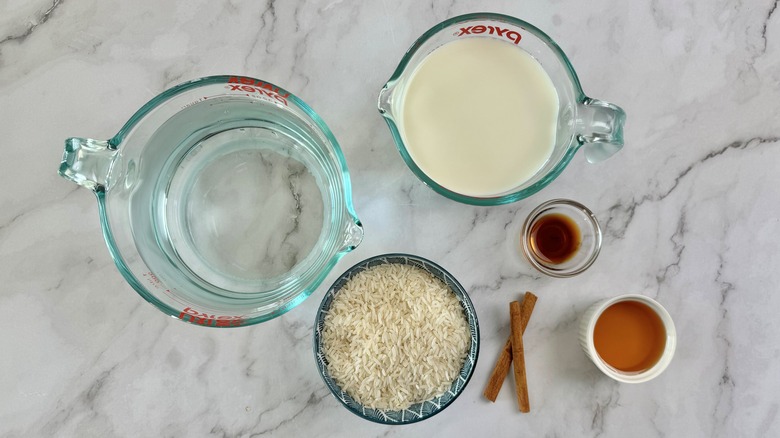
2 0 779 436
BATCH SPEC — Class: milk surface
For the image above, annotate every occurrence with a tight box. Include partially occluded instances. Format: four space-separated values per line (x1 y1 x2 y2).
400 37 559 197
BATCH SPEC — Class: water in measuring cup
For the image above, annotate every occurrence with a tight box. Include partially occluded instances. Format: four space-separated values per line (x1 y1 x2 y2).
171 128 325 284
131 97 327 296
399 37 559 197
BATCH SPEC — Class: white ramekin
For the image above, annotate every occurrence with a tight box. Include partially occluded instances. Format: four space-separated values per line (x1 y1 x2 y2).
579 294 676 383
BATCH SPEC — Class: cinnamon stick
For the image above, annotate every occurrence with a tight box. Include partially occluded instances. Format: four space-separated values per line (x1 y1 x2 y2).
483 292 537 402
510 300 530 412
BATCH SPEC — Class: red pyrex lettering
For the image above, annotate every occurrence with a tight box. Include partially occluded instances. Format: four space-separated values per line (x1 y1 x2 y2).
457 25 522 44
227 76 290 105
178 307 244 327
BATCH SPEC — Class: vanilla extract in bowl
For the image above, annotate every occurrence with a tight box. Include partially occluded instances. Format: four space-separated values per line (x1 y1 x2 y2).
520 199 602 277
528 213 581 264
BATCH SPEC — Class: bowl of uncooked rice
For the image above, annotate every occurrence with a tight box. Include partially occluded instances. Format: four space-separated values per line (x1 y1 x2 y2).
314 253 479 424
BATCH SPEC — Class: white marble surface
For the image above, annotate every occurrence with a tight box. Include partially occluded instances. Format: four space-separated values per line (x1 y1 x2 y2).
2 0 779 436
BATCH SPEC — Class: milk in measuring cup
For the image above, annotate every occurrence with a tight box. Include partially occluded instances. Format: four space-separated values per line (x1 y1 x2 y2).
399 37 559 197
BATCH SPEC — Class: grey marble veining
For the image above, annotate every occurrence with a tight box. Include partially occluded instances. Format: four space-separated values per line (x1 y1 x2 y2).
1 0 780 436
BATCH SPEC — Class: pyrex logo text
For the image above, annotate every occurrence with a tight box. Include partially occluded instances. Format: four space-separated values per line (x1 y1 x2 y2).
457 25 522 45
178 307 244 327
227 76 290 105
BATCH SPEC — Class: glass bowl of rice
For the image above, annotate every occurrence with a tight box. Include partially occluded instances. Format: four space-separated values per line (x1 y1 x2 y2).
313 253 479 424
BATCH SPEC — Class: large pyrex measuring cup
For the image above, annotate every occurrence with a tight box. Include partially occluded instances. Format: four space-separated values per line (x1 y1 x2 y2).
59 76 363 327
378 13 626 206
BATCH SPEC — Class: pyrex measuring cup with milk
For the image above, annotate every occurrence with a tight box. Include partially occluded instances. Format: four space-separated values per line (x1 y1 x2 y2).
378 13 626 205
59 76 363 327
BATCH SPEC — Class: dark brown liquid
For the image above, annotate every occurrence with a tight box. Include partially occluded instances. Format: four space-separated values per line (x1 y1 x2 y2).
529 213 580 264
593 301 667 372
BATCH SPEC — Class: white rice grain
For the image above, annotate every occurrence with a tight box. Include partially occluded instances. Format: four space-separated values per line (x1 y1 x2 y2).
321 263 470 410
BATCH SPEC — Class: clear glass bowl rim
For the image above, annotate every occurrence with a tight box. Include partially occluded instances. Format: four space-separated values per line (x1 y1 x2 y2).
521 198 603 277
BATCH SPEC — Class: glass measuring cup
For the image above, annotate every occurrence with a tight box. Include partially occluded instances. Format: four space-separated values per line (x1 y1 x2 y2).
59 76 363 327
378 13 626 205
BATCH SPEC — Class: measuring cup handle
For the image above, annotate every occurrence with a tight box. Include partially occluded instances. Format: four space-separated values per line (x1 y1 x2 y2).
58 138 118 192
576 98 626 163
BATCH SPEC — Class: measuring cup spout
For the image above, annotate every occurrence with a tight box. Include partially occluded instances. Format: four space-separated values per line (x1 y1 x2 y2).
576 98 626 163
342 218 364 252
377 81 397 118
58 137 118 192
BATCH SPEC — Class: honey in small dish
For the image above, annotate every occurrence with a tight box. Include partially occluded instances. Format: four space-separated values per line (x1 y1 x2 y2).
593 301 666 372
528 213 580 265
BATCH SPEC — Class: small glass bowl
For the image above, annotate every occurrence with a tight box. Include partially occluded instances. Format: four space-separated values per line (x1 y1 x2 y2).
521 199 602 277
